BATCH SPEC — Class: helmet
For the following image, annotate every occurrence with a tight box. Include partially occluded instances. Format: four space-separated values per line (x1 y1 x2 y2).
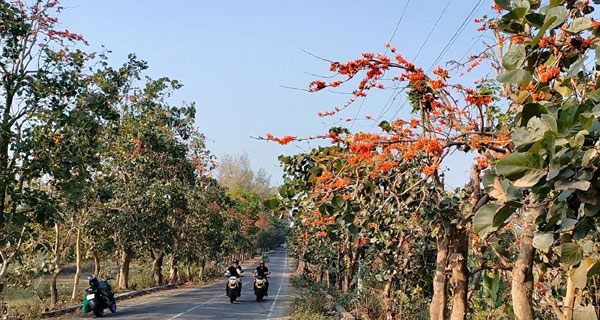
233 258 240 264
259 260 265 265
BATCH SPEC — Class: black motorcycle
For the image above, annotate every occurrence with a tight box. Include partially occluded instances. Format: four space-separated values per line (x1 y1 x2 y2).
85 276 117 317
253 275 268 302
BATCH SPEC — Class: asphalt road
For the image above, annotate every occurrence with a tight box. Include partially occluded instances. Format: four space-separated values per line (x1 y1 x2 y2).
70 247 292 320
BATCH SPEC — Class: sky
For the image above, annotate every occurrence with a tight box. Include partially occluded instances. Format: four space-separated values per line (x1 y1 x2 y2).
59 0 496 188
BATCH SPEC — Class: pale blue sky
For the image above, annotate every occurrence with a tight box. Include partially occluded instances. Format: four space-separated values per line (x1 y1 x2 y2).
59 0 495 188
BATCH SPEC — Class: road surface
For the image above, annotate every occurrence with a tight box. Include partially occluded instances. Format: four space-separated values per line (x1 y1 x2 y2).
70 248 292 320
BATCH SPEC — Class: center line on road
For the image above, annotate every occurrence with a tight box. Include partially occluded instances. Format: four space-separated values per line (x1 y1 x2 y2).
266 252 288 320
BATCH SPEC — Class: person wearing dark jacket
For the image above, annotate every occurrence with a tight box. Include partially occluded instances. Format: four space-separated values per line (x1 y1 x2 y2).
253 260 270 295
225 259 243 296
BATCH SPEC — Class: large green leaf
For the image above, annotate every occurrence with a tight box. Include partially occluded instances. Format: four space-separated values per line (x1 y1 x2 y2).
496 152 546 187
474 203 501 236
566 17 592 34
562 243 584 265
545 6 567 29
493 201 520 227
502 45 526 70
533 232 554 249
498 69 532 84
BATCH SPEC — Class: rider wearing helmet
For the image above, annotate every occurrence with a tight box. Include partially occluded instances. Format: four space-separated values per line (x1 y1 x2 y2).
225 259 244 296
254 260 270 295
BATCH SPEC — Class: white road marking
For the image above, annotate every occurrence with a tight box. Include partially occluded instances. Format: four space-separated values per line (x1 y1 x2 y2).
266 252 288 320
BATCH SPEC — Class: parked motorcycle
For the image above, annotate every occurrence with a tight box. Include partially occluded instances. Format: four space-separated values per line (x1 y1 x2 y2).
253 275 268 302
85 276 117 317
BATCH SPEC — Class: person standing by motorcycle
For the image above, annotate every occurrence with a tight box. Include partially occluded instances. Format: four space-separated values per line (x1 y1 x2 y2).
253 260 270 296
225 259 244 296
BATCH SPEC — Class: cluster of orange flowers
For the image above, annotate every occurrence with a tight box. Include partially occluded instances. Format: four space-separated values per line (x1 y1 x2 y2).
265 134 296 145
536 64 560 83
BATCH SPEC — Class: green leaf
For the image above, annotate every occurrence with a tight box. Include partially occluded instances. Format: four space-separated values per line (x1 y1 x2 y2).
496 152 546 187
562 243 584 265
555 180 591 191
520 103 548 126
332 195 345 208
493 201 520 227
474 203 501 236
525 12 545 27
545 6 567 29
379 120 391 132
533 233 554 249
497 69 532 84
502 45 526 70
549 0 564 8
566 17 592 34
567 59 585 78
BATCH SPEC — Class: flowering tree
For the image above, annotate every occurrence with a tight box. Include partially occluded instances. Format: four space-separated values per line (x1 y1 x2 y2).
268 0 600 319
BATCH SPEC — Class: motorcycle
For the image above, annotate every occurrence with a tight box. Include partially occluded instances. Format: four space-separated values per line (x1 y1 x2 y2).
84 276 117 317
253 275 268 302
225 274 241 304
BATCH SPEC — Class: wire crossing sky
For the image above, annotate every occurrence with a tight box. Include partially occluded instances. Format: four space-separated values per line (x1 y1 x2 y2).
60 0 491 187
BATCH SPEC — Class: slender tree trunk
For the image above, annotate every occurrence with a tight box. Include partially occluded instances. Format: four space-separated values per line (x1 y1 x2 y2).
50 223 61 309
383 269 397 320
71 228 83 301
449 229 468 320
118 249 132 290
199 260 206 281
93 252 101 277
169 256 179 284
186 264 192 282
430 233 449 320
563 271 576 320
512 227 535 320
151 252 164 286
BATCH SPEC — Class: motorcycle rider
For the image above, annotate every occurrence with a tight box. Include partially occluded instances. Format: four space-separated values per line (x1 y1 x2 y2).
253 260 270 296
225 259 244 296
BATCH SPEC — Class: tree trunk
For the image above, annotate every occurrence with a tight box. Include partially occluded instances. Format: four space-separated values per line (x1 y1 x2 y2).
93 252 101 277
449 228 468 320
512 227 535 320
50 223 61 309
199 260 206 281
186 264 192 282
118 249 132 290
71 228 83 301
169 256 179 284
430 233 449 320
383 269 397 320
151 252 164 286
563 271 576 320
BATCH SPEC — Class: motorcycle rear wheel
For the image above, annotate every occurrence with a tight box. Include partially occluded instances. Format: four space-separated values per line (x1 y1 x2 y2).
230 295 236 304
93 306 104 317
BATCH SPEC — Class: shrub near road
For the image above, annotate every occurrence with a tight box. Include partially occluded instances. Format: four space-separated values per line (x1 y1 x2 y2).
267 1 600 319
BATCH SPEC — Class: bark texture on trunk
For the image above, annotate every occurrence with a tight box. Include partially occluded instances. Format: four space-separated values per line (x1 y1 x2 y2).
199 260 206 281
512 230 535 320
563 273 576 320
383 270 397 320
169 256 178 284
118 249 132 290
449 228 468 320
151 252 164 286
71 228 83 301
50 223 61 309
93 252 101 277
430 233 449 320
